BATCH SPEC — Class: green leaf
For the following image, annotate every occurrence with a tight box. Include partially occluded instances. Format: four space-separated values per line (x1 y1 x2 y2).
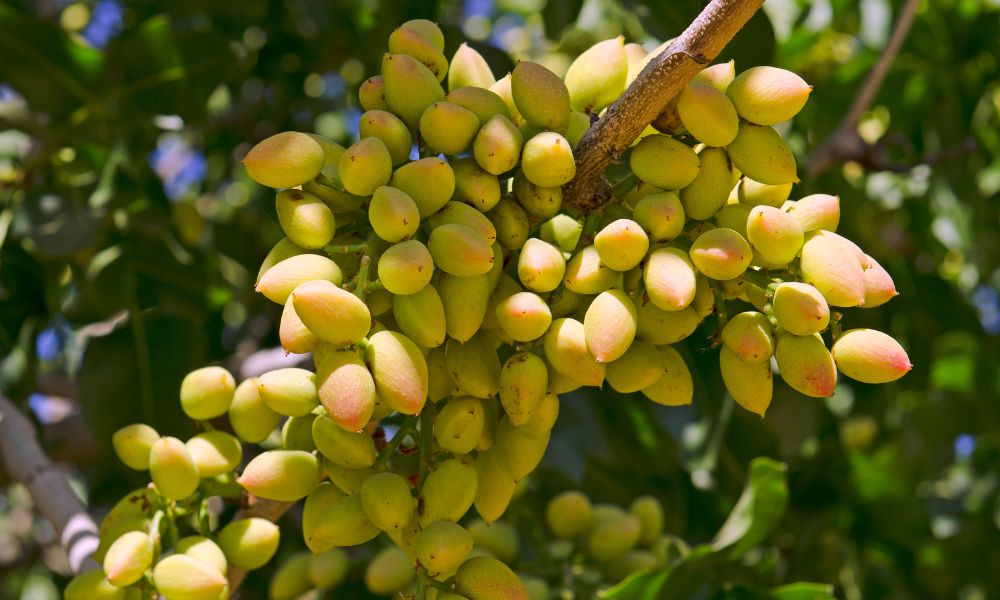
0 5 102 119
716 582 835 600
711 457 789 556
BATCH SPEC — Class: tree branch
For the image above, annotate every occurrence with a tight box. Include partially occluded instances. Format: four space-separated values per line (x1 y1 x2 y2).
0 393 100 574
806 0 920 177
564 0 764 213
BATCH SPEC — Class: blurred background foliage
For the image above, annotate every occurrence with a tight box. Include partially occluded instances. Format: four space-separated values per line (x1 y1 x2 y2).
1 0 999 597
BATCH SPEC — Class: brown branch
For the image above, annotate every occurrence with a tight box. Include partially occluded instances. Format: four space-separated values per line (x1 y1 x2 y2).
226 497 294 596
564 0 764 213
0 393 100 574
806 0 920 177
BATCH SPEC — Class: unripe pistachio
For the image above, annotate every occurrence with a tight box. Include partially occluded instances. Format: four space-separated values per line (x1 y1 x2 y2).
152 554 227 600
511 61 570 131
275 189 335 250
721 311 775 363
103 531 153 586
588 514 642 563
369 185 420 243
831 328 912 384
65 569 125 600
545 490 592 539
430 200 497 242
565 36 628 113
112 424 160 470
630 135 700 190
361 472 415 532
518 238 565 292
633 191 686 241
420 457 478 526
861 254 898 307
448 86 511 125
445 333 502 398
539 214 583 252
544 318 606 386
449 43 496 90
314 347 376 432
680 147 735 220
324 461 383 495
641 345 693 406
365 546 415 596
382 53 446 128
243 131 324 189
268 553 311 600
490 74 524 126
303 483 379 551
785 193 840 232
468 519 519 563
487 196 530 251
738 177 794 207
428 223 495 277
435 396 486 454
521 132 576 187
495 292 552 342
715 203 753 238
388 26 448 81
256 253 343 305
512 170 562 218
421 101 481 155
291 280 371 346
720 346 773 416
392 285 446 348
438 272 493 342
772 282 830 336
644 247 697 311
606 341 664 393
513 390 559 439
365 330 428 415
746 206 804 267
726 123 797 185
452 157 503 211
175 536 226 576
564 244 617 294
256 367 319 417
677 83 739 146
217 518 280 570
635 302 701 345
359 75 389 111
455 556 529 600
630 496 664 546
584 289 638 363
799 231 867 307
186 431 242 477
338 136 393 196
390 157 456 217
417 521 475 576
180 366 235 421
308 548 349 589
689 227 752 281
774 332 837 397
279 298 317 354
727 66 811 125
594 219 649 271
312 414 376 468
564 110 592 147
499 353 548 426
237 450 322 501
692 60 736 92
377 240 433 295
474 115 523 175
281 413 317 452
149 437 200 501
228 378 281 444
474 448 517 524
359 110 412 167
493 418 550 480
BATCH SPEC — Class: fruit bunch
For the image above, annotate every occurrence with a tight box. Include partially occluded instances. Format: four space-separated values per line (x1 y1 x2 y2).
68 18 912 600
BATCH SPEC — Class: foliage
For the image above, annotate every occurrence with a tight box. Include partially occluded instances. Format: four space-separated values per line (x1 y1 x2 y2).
0 0 999 598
